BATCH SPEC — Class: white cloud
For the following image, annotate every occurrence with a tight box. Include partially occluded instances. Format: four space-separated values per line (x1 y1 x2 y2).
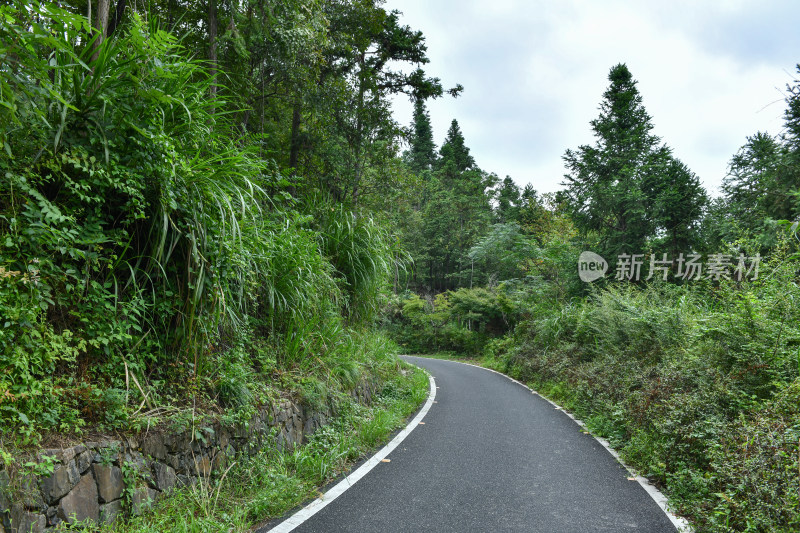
386 0 799 195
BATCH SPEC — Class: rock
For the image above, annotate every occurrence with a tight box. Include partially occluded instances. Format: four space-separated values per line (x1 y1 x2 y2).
276 430 288 450
131 487 158 516
92 464 124 503
99 500 124 525
141 436 167 461
57 473 99 525
10 503 46 533
76 450 93 474
94 442 122 465
40 465 74 505
124 451 148 472
125 451 152 486
40 448 75 464
303 415 316 436
18 473 44 510
165 454 181 473
192 455 211 477
66 460 80 487
45 507 60 528
218 430 230 449
293 414 303 437
0 470 11 513
151 462 176 493
211 449 229 472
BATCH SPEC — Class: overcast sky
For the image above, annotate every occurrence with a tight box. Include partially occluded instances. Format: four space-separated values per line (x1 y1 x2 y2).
384 0 800 196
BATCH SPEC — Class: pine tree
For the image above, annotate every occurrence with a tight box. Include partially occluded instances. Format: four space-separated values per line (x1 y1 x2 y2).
408 97 437 173
646 157 707 257
496 176 521 223
775 68 800 219
563 63 665 258
722 132 781 228
438 119 475 173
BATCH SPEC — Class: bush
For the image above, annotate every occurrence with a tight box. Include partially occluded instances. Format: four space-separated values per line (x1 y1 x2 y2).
0 4 402 444
497 262 800 531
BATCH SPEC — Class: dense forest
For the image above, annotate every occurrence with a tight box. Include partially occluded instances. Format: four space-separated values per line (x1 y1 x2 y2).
1 1 799 531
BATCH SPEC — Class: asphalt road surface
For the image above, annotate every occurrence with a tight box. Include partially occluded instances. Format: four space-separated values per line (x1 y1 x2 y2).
271 356 679 532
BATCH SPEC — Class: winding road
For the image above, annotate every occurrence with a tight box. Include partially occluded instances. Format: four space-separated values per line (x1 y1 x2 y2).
264 356 683 532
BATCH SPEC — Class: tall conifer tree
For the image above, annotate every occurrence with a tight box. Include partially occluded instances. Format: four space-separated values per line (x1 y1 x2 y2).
408 97 437 173
563 64 663 257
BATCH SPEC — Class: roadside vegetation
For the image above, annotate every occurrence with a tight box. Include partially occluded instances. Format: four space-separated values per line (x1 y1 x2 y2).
101 366 428 533
388 64 800 532
0 0 435 526
0 1 441 443
2 2 800 532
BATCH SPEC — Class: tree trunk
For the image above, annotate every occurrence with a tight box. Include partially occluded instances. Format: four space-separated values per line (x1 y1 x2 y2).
91 0 111 63
208 0 219 105
106 0 128 38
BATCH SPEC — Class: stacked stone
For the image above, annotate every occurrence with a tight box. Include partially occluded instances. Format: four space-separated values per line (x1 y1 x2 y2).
0 442 159 532
0 378 378 532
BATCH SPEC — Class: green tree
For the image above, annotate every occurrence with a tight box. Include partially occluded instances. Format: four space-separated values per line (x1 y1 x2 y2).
413 121 494 291
563 63 666 258
303 8 460 205
437 119 475 173
645 157 707 257
496 176 522 223
715 132 783 247
407 97 437 173
781 64 800 216
469 223 537 283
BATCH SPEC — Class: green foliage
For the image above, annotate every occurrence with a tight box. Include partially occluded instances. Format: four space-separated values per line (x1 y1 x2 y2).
490 254 800 531
103 364 429 533
707 67 800 254
0 2 411 445
704 380 800 531
469 223 539 283
313 198 400 324
563 63 707 260
644 157 708 257
388 287 513 356
407 98 437 173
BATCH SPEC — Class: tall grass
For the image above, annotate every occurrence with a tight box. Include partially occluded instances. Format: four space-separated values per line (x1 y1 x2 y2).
0 3 404 443
489 251 800 531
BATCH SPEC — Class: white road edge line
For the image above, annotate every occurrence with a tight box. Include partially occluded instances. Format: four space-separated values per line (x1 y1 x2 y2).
405 356 694 533
265 370 437 533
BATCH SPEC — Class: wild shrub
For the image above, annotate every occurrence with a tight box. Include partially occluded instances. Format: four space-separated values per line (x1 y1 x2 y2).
500 252 800 531
0 4 401 442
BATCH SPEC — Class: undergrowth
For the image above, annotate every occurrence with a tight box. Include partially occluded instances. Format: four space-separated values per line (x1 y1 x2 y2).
100 363 429 533
469 255 800 532
0 3 405 448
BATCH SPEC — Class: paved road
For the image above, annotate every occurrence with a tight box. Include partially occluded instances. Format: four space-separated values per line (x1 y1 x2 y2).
274 356 679 532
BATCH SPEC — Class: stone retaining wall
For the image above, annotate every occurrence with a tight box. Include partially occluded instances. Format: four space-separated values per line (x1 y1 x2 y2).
0 380 379 532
